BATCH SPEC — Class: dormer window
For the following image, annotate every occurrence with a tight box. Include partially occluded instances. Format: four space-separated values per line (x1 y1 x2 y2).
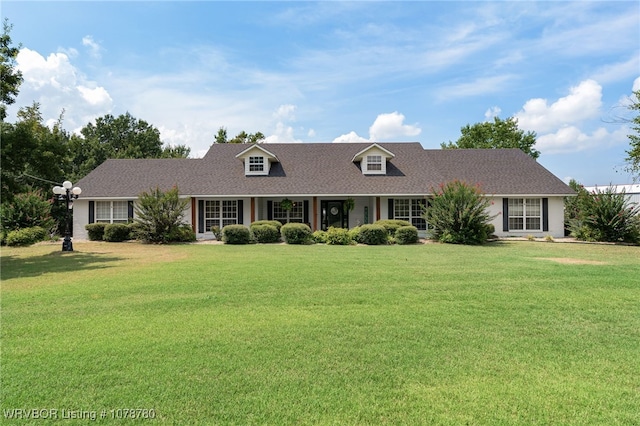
352 143 395 175
249 156 265 172
236 144 279 176
366 155 383 171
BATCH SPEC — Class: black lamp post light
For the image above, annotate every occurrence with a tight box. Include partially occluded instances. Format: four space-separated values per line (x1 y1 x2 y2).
53 180 82 252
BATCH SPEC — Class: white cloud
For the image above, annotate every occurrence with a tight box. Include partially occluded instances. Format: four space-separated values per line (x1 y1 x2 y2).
536 126 628 154
273 104 296 121
368 112 421 140
332 131 369 143
484 106 501 120
12 47 113 132
633 76 640 92
82 36 101 59
515 79 602 133
307 129 316 138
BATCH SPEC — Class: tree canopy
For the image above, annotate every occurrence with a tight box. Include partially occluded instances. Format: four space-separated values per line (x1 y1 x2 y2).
0 19 23 122
442 117 540 159
625 90 640 179
214 126 265 144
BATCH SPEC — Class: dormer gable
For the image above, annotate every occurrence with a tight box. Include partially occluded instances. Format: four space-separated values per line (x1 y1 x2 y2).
235 144 279 176
351 143 395 175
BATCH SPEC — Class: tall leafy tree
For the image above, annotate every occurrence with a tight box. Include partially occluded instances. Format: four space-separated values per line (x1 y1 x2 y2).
624 90 640 179
0 19 23 122
442 117 540 159
214 126 265 144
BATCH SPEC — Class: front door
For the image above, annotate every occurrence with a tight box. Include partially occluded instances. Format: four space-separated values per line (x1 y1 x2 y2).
321 200 348 230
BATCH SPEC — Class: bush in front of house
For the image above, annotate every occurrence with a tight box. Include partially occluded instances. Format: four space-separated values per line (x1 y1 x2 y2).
222 224 252 244
85 223 107 241
325 227 352 245
374 219 412 237
281 223 312 244
251 220 283 233
394 225 419 245
569 185 640 244
1 190 55 238
251 223 281 243
357 224 388 245
168 224 196 242
425 180 496 245
311 230 328 244
103 223 131 242
6 226 47 246
134 186 190 244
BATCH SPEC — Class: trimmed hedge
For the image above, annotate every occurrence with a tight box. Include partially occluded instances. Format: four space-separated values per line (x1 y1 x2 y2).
281 223 312 244
357 224 388 245
251 223 281 243
6 226 47 246
325 227 352 245
85 223 107 241
311 230 328 244
395 225 419 245
222 225 252 244
251 220 283 233
104 223 131 242
169 224 196 242
374 219 412 237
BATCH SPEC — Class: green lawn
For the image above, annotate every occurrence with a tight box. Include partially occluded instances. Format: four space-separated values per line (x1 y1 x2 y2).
1 241 639 425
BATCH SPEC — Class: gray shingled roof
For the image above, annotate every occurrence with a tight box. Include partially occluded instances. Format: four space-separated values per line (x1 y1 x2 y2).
76 143 574 198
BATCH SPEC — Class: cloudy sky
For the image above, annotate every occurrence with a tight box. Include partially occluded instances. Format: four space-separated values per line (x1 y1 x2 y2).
4 1 639 185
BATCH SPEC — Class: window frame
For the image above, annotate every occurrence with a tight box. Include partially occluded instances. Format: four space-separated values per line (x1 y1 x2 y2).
394 198 427 230
95 200 129 224
508 198 541 231
248 156 265 172
272 200 304 224
204 200 238 230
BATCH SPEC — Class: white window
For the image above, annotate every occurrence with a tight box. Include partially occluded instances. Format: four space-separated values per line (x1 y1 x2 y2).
205 200 238 230
508 198 541 231
96 201 129 223
273 201 304 224
394 199 427 230
249 156 264 172
366 155 382 171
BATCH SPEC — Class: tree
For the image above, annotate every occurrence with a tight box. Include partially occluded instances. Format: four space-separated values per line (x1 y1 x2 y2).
442 117 540 159
0 19 23 122
214 126 265 144
624 90 640 179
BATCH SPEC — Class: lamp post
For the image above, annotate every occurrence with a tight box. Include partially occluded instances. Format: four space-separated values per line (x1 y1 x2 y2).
53 181 82 252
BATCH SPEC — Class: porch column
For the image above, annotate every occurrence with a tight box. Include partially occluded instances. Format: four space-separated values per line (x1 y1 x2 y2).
375 197 381 221
312 197 318 231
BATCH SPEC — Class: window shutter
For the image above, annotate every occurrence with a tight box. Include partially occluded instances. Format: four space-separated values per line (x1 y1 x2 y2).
303 200 309 224
502 198 509 232
128 201 134 220
237 200 244 224
388 199 394 219
88 201 95 224
267 201 273 220
198 200 204 233
542 198 549 232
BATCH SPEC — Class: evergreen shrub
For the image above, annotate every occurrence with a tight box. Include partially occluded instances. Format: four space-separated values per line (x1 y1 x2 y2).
357 224 388 245
325 227 352 245
394 225 419 245
251 223 281 243
281 223 312 244
85 223 107 241
104 223 131 242
374 219 412 237
6 226 47 246
222 225 252 244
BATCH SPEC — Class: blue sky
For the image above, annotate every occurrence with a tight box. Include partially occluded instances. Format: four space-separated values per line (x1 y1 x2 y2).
3 1 639 185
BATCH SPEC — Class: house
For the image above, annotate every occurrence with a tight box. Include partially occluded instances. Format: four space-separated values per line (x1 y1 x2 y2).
73 142 574 240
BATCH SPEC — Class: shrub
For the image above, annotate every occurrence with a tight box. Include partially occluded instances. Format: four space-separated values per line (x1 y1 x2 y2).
211 226 222 241
395 226 419 245
425 180 496 245
85 223 107 241
311 230 328 244
251 223 281 243
357 224 388 245
0 190 55 236
169 224 196 242
325 227 352 245
103 223 131 242
348 226 362 243
374 219 412 237
6 226 47 246
251 220 283 233
569 185 640 244
222 225 251 244
281 223 312 244
134 186 189 244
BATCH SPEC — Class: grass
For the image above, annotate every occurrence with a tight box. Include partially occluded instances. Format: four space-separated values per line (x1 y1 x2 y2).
1 241 639 425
